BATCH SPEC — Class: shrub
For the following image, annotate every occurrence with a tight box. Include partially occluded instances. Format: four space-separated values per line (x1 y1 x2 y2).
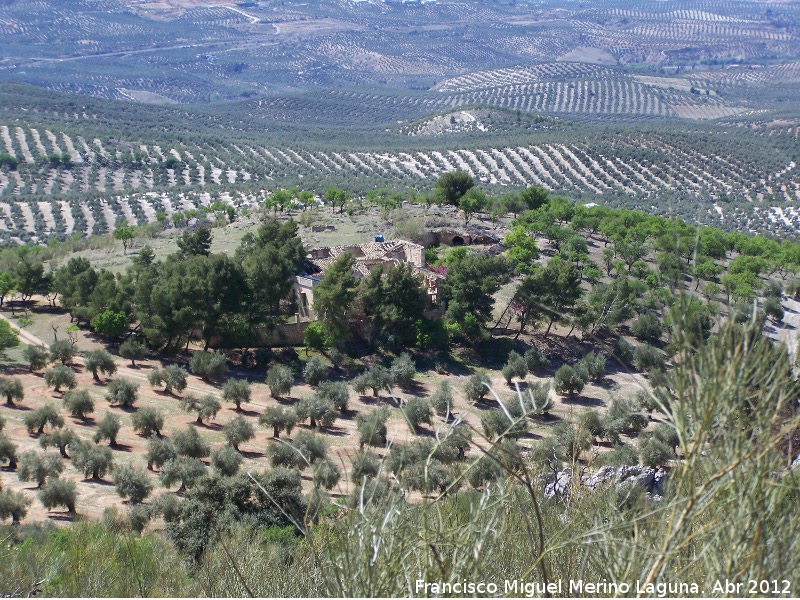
22 344 49 371
403 397 433 434
93 413 121 446
653 422 680 452
552 422 592 462
172 426 210 459
180 394 221 425
764 296 784 323
259 406 298 439
39 428 78 458
430 380 454 419
597 443 639 467
481 408 528 440
467 454 504 490
223 415 255 451
390 353 416 387
49 339 76 365
603 397 649 442
149 365 188 395
631 313 663 342
524 346 550 372
24 404 64 436
114 464 154 504
614 338 635 367
189 351 228 382
222 379 251 411
83 349 117 382
638 435 674 468
131 407 165 438
502 351 528 385
577 351 606 382
579 409 604 442
313 459 341 490
127 504 152 534
316 380 349 412
295 395 338 429
211 446 243 476
105 378 139 407
63 389 94 419
350 450 381 482
352 365 392 397
520 380 553 415
160 457 206 492
17 451 63 488
464 369 491 402
553 365 585 396
119 339 147 366
356 409 389 448
634 344 665 373
0 377 24 406
44 364 77 393
39 479 76 514
0 433 19 469
72 441 114 480
267 364 293 398
146 436 177 471
303 321 328 354
303 356 329 387
0 488 31 523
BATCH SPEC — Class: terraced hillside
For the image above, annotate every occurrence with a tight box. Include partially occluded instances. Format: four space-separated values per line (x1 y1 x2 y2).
1 0 799 104
0 83 799 246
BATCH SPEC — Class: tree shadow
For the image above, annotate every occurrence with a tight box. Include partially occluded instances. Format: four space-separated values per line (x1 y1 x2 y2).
110 442 133 452
240 450 264 459
196 421 223 431
561 395 605 407
0 364 31 376
47 512 76 522
4 403 32 411
112 404 138 414
72 417 96 427
83 477 115 487
236 407 261 418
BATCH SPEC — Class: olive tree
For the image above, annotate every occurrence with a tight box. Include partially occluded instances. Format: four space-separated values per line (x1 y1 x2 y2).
0 488 31 523
0 433 19 470
259 406 297 438
356 409 389 448
148 365 188 396
114 464 154 504
105 378 139 407
267 364 293 398
172 426 210 459
63 389 94 420
22 344 49 372
72 441 114 480
160 457 206 492
17 451 63 488
131 407 165 438
119 339 147 366
39 428 78 458
0 377 24 406
211 446 242 476
24 404 64 436
223 415 255 451
146 436 177 471
49 340 76 365
222 379 251 411
44 365 77 393
189 351 228 382
303 356 329 387
93 413 121 446
39 479 76 514
83 349 117 382
179 394 221 425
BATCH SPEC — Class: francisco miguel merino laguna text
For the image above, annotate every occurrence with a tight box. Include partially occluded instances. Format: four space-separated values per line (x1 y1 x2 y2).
415 578 701 597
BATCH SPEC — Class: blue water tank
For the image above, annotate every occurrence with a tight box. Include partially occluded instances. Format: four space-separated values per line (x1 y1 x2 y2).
375 234 385 242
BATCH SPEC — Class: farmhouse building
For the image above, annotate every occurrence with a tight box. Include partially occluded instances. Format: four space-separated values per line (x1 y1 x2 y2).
295 239 443 319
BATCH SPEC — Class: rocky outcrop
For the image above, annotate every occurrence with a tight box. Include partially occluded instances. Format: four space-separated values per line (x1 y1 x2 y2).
543 465 668 501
